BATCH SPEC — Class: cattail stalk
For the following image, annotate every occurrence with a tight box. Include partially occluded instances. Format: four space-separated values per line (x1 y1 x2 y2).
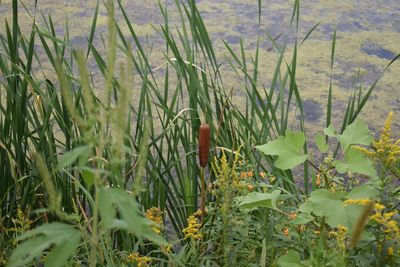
199 123 211 218
199 123 211 168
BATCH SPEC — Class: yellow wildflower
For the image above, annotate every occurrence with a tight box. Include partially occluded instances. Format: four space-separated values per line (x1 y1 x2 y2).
354 112 400 169
246 184 255 192
282 227 289 236
145 207 163 234
315 173 321 187
329 231 337 238
8 206 32 234
344 199 373 206
289 212 297 220
387 246 394 258
369 207 400 240
268 174 276 184
211 149 240 191
182 210 202 240
336 225 348 251
127 252 152 267
259 172 267 178
338 225 348 235
161 244 172 254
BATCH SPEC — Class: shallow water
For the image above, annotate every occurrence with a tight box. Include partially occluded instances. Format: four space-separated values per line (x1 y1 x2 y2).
1 0 399 133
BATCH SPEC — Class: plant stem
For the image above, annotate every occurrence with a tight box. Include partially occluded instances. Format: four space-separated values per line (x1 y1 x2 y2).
200 167 206 221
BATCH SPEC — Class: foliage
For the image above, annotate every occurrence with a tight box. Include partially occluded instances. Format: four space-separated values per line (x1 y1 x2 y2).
0 0 399 266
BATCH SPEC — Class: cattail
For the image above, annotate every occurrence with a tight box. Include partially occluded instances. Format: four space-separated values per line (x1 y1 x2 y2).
199 123 211 168
350 201 375 248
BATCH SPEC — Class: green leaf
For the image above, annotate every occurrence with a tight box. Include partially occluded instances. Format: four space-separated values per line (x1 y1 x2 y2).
8 223 81 267
323 124 337 137
315 132 329 153
256 131 307 170
291 212 313 225
236 190 281 210
298 189 363 229
98 188 167 246
338 119 373 152
278 250 307 267
57 145 90 170
345 185 379 200
81 167 95 189
335 148 377 177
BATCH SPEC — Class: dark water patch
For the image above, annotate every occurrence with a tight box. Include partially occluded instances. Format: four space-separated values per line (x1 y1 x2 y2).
70 36 87 49
361 42 396 60
225 35 241 45
393 18 400 32
234 25 247 35
336 21 368 32
302 99 323 122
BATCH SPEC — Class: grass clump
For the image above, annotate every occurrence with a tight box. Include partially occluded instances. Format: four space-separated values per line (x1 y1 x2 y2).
0 0 399 266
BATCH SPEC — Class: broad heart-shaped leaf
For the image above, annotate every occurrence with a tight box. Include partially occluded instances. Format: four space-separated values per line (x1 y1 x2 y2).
99 188 167 246
256 131 307 170
278 250 308 267
236 190 281 210
324 124 337 137
338 119 373 152
335 148 377 177
315 132 329 153
291 212 313 225
298 189 364 229
8 223 81 267
346 184 379 200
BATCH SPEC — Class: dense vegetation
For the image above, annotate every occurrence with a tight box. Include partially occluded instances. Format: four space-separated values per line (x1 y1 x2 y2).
0 0 399 266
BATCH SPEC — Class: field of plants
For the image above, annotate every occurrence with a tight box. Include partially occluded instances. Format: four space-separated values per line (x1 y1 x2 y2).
0 0 399 266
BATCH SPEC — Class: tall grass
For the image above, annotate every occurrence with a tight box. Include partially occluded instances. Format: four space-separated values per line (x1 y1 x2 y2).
0 0 389 263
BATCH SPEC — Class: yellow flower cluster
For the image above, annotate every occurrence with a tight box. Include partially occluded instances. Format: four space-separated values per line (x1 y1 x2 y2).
145 207 163 234
7 206 32 234
282 227 289 236
336 225 348 251
182 210 203 240
354 112 400 169
344 198 373 206
387 246 394 258
369 205 400 241
240 170 253 178
127 252 151 267
211 149 241 191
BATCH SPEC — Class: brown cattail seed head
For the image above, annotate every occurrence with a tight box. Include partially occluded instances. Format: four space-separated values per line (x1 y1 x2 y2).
199 123 211 168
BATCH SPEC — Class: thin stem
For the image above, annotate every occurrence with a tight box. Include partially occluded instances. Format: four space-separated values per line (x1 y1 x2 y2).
200 167 206 221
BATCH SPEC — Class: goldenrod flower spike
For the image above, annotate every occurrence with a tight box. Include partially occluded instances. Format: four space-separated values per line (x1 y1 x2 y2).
145 207 163 234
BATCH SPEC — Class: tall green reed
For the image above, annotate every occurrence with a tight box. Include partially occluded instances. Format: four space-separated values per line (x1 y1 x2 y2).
0 0 388 257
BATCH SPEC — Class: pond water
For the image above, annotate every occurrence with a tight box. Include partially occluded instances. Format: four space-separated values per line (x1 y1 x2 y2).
1 0 400 133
